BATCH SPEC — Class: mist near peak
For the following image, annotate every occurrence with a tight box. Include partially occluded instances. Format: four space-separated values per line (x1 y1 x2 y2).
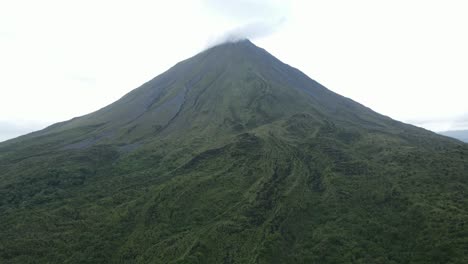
203 0 290 48
206 18 286 48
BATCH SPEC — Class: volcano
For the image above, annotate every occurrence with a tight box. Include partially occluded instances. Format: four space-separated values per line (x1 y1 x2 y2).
1 40 467 263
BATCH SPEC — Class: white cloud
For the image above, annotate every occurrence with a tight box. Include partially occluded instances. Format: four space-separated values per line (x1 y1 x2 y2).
203 0 290 21
203 0 290 46
1 0 468 141
207 18 286 47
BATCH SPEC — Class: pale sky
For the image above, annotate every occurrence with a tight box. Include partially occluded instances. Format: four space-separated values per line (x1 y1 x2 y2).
1 0 468 142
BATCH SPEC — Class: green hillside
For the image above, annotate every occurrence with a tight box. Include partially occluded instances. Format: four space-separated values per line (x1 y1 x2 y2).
1 40 467 263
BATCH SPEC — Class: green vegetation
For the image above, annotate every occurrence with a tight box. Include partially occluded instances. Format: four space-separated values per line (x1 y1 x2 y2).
1 40 467 263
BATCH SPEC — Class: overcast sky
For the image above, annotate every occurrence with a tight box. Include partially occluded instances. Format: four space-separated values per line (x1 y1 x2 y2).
1 0 468 142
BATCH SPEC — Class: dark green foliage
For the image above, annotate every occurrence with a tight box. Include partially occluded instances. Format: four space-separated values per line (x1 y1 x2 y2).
1 40 467 263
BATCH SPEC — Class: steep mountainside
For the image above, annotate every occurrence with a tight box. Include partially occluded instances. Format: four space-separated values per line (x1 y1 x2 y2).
1 40 467 264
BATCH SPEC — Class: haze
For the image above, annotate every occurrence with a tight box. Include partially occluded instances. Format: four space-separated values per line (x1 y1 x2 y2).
1 0 468 142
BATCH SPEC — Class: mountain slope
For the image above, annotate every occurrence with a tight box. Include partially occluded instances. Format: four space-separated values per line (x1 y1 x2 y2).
1 40 467 264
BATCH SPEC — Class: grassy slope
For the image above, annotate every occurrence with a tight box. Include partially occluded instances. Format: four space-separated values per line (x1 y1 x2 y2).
1 40 468 263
